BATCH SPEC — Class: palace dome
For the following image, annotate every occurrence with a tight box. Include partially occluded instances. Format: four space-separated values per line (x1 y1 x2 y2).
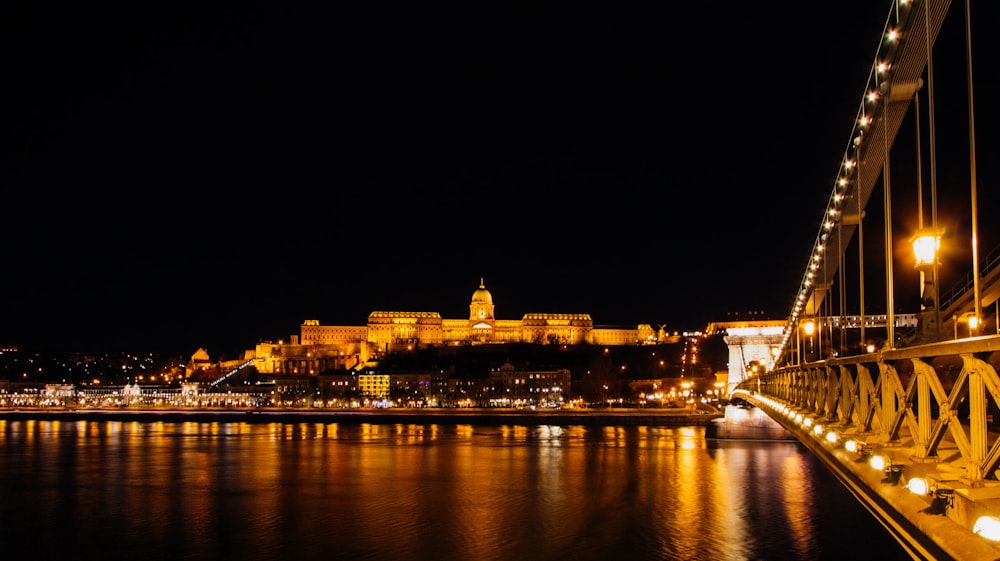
471 280 493 305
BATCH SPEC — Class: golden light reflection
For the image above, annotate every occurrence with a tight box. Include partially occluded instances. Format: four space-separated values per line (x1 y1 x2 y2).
710 446 750 561
668 426 703 556
0 417 880 559
678 427 698 450
456 424 474 438
501 425 531 441
360 422 384 441
779 452 813 558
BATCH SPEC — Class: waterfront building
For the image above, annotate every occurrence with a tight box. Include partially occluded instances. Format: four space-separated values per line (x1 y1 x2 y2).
251 279 671 375
489 362 571 406
357 373 390 400
310 362 573 408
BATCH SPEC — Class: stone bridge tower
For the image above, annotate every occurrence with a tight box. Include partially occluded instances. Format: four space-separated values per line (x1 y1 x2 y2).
709 320 785 396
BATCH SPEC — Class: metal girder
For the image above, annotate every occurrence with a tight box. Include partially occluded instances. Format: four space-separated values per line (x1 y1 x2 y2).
741 334 1000 485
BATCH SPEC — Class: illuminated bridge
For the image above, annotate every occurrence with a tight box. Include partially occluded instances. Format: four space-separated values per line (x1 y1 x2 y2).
729 1 1000 559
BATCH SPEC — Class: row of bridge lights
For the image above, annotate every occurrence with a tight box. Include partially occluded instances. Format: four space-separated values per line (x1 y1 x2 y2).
753 394 1000 544
780 0 982 360
782 1 913 358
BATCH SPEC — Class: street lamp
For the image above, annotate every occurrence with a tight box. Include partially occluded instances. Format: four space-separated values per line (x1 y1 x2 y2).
802 319 816 361
954 312 980 339
912 228 942 342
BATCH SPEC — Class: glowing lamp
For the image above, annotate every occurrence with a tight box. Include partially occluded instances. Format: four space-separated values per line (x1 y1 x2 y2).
870 455 887 471
973 516 1000 542
906 477 929 495
911 230 941 268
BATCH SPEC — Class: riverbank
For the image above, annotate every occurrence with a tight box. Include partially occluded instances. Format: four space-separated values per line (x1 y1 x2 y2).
0 407 724 426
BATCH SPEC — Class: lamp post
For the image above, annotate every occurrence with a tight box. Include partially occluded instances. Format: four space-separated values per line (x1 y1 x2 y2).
803 319 816 362
795 324 802 366
964 0 982 331
954 312 981 339
911 229 942 342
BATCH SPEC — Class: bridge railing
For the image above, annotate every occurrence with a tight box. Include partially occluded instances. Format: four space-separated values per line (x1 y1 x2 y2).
939 243 1000 312
735 335 1000 485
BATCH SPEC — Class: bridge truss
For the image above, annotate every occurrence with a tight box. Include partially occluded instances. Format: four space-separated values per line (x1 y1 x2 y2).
733 335 1000 558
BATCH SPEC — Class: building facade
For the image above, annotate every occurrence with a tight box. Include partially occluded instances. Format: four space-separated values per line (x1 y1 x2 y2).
253 280 667 375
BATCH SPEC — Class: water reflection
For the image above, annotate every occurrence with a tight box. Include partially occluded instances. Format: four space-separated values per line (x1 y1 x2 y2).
0 419 910 561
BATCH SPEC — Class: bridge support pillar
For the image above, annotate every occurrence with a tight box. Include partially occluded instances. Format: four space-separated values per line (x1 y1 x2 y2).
918 308 941 343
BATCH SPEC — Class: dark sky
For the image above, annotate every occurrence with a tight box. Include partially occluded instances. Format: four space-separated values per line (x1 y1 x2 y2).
3 1 997 357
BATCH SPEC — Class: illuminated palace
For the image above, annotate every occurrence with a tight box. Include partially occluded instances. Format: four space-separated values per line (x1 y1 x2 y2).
252 280 672 375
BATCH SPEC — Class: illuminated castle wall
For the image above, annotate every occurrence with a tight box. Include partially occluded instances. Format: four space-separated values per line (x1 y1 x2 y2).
253 280 666 375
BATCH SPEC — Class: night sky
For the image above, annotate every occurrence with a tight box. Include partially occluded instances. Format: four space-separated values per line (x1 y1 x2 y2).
3 1 998 358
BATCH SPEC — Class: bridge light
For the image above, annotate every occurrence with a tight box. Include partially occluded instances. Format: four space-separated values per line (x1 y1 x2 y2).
845 439 873 457
911 229 942 268
906 477 930 496
870 454 887 471
974 516 1000 541
956 312 981 338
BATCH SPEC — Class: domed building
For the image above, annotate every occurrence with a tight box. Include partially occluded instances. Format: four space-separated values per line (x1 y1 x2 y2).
253 279 663 374
470 279 494 313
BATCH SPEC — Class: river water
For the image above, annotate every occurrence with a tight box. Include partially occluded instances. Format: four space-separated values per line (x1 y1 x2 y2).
0 414 911 561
